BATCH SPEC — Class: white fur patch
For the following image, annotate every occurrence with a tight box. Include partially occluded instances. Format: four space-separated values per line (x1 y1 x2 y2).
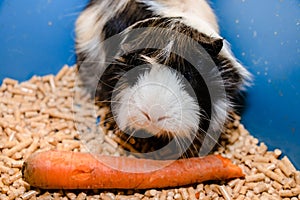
139 0 220 37
113 65 200 138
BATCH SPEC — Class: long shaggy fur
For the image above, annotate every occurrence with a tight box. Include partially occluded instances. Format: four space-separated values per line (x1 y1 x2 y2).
75 0 251 158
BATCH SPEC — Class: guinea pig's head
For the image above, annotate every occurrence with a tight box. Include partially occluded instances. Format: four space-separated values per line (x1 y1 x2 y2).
113 59 201 139
97 17 246 155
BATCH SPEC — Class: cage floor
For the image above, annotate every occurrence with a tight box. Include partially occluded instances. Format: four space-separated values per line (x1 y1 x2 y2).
0 65 299 200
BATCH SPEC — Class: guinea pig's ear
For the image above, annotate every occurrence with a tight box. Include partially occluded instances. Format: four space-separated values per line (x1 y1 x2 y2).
200 38 223 57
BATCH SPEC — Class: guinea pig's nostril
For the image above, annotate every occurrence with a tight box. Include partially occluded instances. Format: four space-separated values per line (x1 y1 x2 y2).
141 110 151 121
157 116 170 122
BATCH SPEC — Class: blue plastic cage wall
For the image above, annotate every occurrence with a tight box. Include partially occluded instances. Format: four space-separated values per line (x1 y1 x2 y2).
0 0 299 168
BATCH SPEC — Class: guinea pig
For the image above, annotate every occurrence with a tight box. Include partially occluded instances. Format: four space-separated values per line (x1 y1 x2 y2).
75 0 251 158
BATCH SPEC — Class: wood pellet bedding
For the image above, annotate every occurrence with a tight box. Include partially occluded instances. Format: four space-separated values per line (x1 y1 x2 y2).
0 65 299 200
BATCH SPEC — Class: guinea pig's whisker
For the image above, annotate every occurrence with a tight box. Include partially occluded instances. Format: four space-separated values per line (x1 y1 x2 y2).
162 131 171 141
96 79 118 90
123 129 139 145
117 118 144 133
174 135 191 158
89 60 127 67
95 100 137 107
201 129 223 148
173 137 184 155
98 116 115 124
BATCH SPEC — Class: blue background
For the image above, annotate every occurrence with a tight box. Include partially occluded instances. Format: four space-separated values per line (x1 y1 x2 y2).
0 0 299 168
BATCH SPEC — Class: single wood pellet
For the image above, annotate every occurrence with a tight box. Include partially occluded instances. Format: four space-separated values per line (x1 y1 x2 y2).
245 173 265 182
0 65 299 199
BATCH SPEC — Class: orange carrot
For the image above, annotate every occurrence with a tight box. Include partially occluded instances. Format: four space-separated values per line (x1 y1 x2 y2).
22 150 244 189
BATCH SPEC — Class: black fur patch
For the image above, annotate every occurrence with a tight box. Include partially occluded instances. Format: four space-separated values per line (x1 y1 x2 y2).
103 0 156 40
215 54 243 95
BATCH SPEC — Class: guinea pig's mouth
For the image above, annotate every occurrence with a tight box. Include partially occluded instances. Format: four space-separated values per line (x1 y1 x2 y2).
125 126 170 139
114 125 204 159
128 118 173 138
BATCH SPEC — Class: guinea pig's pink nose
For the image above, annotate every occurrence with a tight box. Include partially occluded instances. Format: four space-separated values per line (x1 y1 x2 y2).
146 104 169 122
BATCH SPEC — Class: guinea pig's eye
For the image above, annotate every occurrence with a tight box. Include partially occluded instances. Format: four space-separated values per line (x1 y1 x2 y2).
183 71 192 81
